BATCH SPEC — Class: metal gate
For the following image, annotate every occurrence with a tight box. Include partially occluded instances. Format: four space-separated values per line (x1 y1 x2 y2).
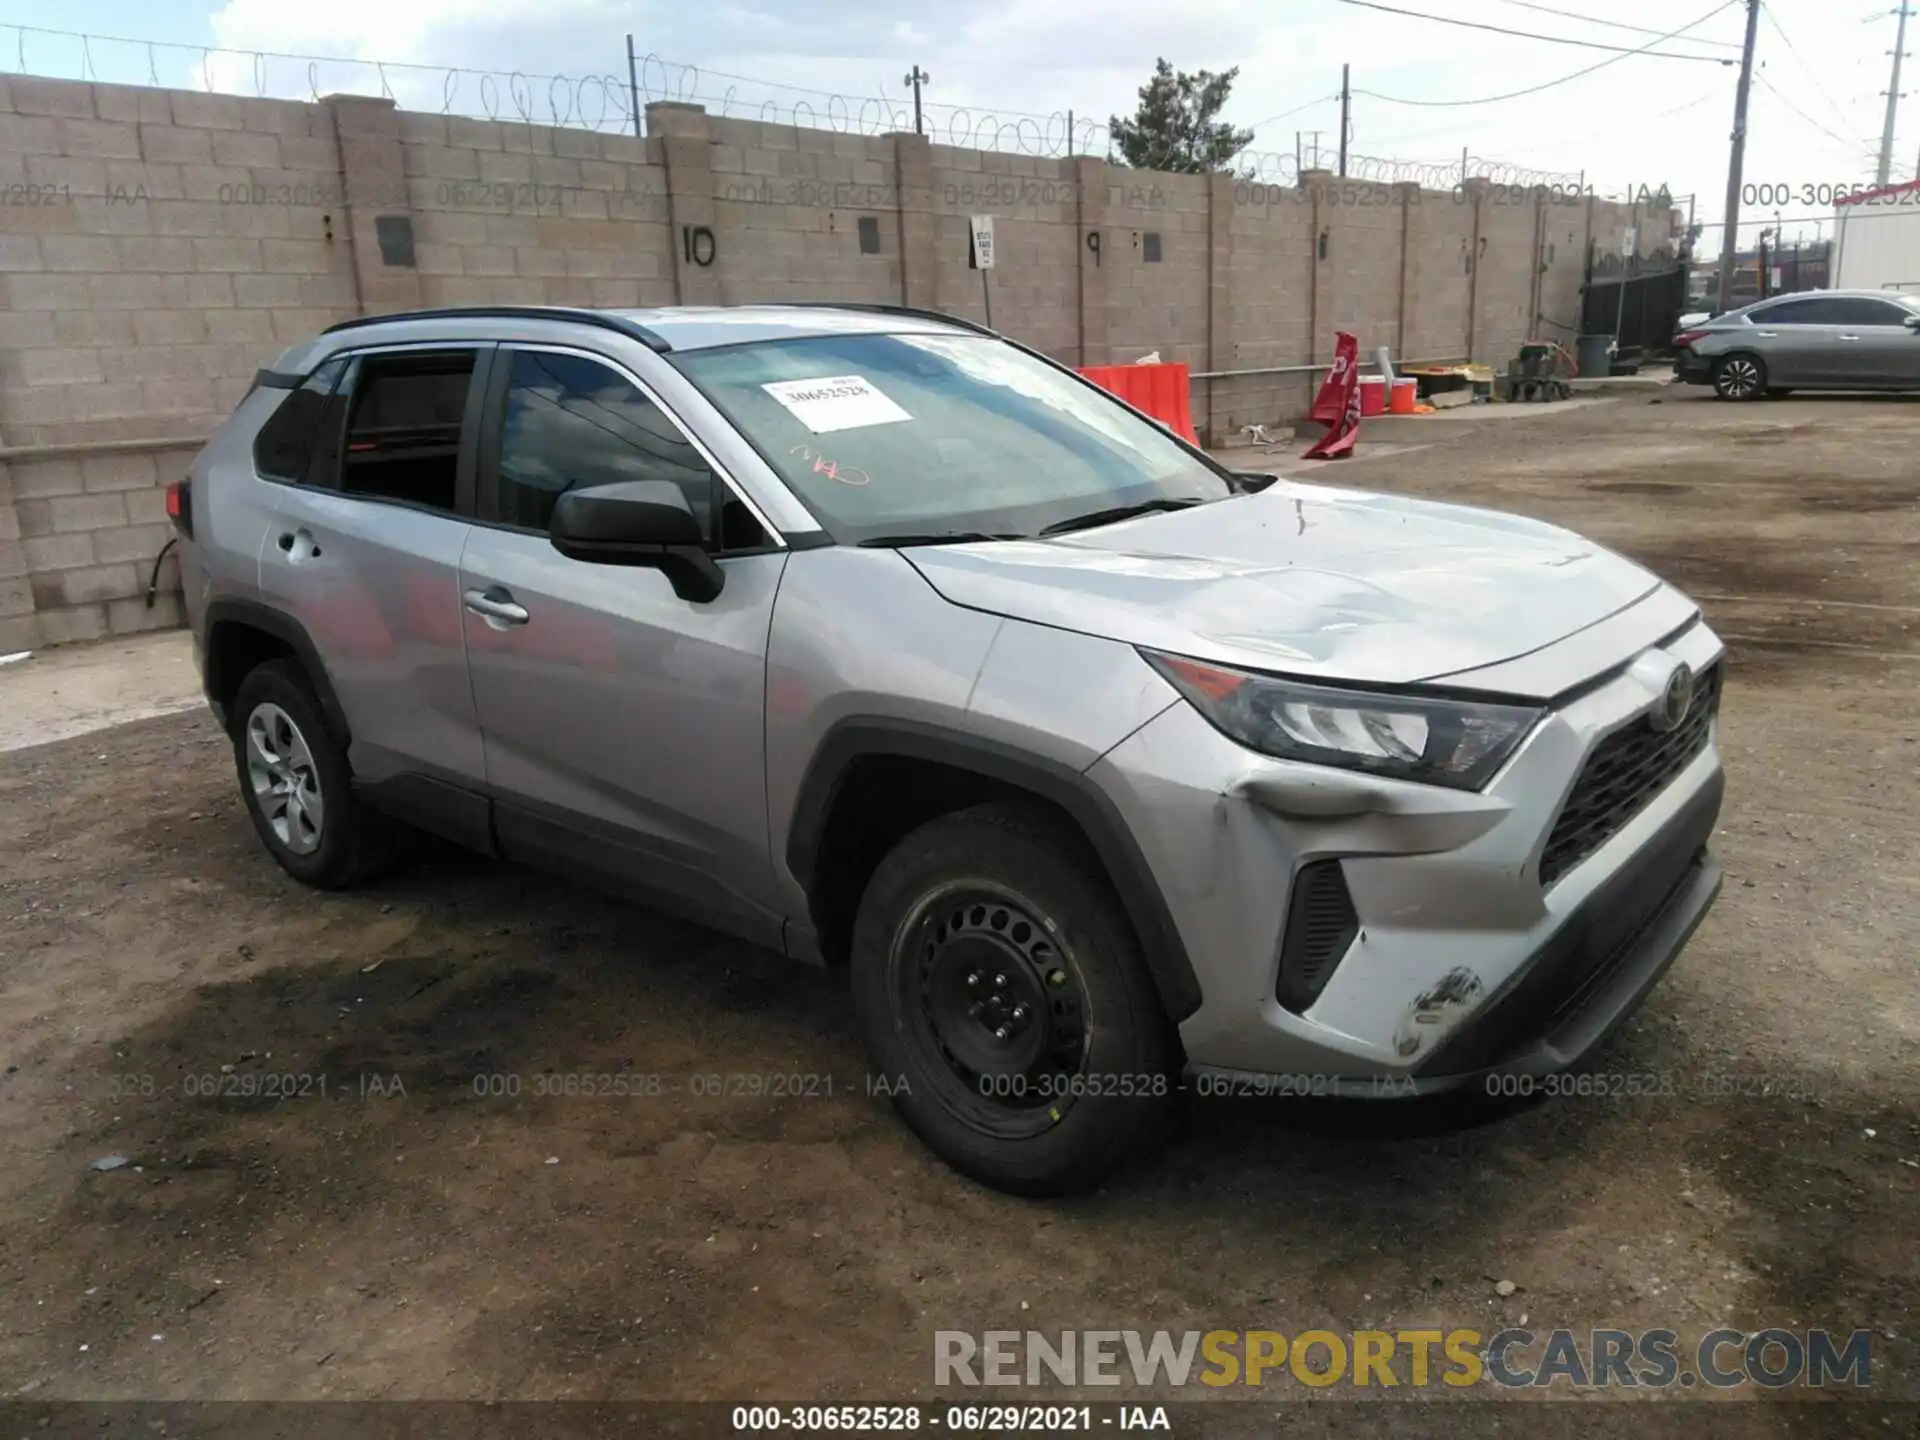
1580 265 1690 365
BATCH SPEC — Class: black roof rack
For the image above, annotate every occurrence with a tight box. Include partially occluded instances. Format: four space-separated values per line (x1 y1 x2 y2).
320 305 673 353
757 302 999 338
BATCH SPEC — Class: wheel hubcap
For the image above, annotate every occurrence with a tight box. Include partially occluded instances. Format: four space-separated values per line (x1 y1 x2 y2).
900 885 1090 1118
245 702 324 855
1723 360 1758 397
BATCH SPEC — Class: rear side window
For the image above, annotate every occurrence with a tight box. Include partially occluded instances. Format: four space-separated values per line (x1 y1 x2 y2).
1750 297 1838 324
328 351 477 512
251 358 346 483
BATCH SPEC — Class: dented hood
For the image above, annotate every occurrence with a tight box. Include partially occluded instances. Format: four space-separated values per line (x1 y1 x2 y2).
904 479 1664 688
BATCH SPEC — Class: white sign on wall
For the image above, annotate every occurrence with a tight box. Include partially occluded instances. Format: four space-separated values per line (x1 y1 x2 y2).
969 215 996 270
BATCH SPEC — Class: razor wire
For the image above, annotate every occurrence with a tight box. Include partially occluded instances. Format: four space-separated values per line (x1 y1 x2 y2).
4 22 1587 192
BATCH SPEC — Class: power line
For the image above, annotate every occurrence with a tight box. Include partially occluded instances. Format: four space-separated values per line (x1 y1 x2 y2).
1244 94 1339 131
1354 0 1742 106
1754 72 1868 154
1493 0 1742 49
1333 0 1736 61
1760 0 1869 135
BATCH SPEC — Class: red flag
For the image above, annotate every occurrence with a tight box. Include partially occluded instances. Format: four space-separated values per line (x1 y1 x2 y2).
1303 331 1361 460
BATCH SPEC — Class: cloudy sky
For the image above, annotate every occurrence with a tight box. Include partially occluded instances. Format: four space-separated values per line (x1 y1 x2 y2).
7 0 1908 246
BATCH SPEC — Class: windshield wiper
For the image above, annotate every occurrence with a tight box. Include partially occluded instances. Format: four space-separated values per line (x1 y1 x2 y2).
856 531 1027 549
1037 497 1208 537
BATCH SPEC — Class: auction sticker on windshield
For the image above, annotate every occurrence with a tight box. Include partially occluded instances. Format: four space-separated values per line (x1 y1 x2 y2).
761 375 912 433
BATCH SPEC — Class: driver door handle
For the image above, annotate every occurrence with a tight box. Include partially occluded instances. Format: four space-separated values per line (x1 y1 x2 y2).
463 585 529 628
1837 333 1861 341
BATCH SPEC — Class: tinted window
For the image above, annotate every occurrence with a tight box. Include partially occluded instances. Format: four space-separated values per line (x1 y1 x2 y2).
333 352 476 512
252 358 346 483
1750 297 1840 324
494 350 765 549
1830 297 1913 326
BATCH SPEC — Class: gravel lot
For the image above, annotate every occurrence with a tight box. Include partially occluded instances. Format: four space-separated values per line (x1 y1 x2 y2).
0 390 1913 1436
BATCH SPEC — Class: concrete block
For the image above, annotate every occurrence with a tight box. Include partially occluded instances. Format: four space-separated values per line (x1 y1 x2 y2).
477 151 535 184
2 271 91 310
91 83 176 127
0 235 41 271
79 454 162 494
15 348 106 387
446 118 506 151
36 605 110 645
25 154 106 193
210 128 282 168
9 77 96 119
0 615 43 652
168 92 246 131
36 234 120 273
49 563 137 608
15 499 55 537
48 492 128 532
21 533 94 571
93 523 174 566
58 118 142 160
514 247 569 278
233 273 305 307
259 238 332 274
397 113 449 147
109 591 182 635
124 488 169 524
190 236 264 272
0 113 61 154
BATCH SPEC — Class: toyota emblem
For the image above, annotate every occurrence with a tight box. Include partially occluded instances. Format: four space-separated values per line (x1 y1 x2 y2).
1650 665 1695 733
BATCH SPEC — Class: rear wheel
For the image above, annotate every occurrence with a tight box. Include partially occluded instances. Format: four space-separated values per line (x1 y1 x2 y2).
1713 353 1766 401
849 803 1178 1195
231 661 391 889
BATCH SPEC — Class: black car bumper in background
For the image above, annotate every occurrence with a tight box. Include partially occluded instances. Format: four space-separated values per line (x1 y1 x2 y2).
1675 349 1713 384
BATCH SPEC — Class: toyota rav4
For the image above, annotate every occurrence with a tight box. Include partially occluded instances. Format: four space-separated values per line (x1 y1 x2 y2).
171 303 1725 1195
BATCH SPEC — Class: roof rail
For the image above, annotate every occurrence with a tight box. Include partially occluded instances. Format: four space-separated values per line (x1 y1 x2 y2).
759 302 1000 337
320 305 673 353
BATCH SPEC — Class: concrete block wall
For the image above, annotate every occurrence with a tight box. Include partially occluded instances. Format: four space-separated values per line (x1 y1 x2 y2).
0 70 1670 648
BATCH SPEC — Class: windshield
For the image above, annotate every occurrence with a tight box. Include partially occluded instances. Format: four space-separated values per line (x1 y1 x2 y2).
671 332 1234 543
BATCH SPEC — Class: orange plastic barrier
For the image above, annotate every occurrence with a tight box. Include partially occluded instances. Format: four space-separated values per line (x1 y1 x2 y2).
1076 362 1202 445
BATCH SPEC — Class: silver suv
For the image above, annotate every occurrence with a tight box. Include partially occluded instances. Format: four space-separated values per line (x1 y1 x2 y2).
171 304 1726 1194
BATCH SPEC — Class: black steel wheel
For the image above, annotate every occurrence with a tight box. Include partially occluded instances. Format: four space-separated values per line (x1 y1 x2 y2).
850 803 1178 1195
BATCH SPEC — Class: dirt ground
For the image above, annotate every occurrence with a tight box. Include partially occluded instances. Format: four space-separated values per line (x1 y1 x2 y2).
0 390 1914 1435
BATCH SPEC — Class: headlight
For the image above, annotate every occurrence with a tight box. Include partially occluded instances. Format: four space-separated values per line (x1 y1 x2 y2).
1142 650 1543 791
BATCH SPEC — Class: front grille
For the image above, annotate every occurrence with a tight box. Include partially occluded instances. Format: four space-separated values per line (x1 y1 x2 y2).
1538 663 1721 887
1277 860 1359 1013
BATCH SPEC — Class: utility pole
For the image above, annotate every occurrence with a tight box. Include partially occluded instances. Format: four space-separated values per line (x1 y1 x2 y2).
1338 64 1350 177
1714 0 1763 315
904 65 931 137
1877 3 1912 186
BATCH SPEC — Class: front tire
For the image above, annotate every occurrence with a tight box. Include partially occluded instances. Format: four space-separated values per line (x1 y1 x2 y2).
230 661 388 889
850 803 1178 1196
1713 353 1766 401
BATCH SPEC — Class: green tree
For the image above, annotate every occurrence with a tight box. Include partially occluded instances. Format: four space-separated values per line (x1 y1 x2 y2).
1108 58 1254 173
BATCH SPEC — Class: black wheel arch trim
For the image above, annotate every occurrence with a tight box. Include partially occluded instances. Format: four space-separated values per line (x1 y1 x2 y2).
203 596 351 746
785 718 1204 1022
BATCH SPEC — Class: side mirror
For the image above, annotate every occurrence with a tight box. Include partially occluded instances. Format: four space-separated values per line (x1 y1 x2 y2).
549 481 725 603
1233 470 1281 492
1904 313 1920 331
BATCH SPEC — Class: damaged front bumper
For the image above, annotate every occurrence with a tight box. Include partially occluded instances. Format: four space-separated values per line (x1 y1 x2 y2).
1088 617 1726 1094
